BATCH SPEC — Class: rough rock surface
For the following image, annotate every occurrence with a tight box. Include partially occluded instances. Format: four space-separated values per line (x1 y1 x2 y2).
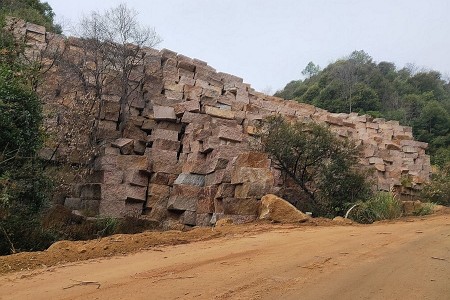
259 194 309 223
6 18 432 227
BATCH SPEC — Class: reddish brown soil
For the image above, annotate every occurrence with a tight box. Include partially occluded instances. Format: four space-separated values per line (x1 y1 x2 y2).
0 214 449 299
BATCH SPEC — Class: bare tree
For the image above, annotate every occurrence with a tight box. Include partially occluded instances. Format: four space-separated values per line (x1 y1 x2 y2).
77 3 162 133
334 51 372 113
335 60 358 113
40 4 162 191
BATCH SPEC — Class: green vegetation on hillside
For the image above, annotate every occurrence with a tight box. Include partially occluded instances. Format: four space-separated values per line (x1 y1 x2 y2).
275 51 450 166
0 0 60 255
0 0 61 32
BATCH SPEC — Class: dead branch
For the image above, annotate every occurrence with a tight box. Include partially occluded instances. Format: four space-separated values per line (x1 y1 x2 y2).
63 279 101 290
431 256 447 261
0 225 16 254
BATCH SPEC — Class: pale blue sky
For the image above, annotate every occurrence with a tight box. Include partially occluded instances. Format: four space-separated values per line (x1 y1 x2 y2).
47 0 450 93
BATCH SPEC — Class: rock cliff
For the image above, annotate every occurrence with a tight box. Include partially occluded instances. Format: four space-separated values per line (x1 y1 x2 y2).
6 18 431 227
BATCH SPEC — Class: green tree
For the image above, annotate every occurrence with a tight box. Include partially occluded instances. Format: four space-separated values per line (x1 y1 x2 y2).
275 50 450 165
300 83 320 104
421 162 450 205
408 71 446 101
0 0 60 254
258 116 372 217
301 61 320 79
414 101 450 149
0 61 53 255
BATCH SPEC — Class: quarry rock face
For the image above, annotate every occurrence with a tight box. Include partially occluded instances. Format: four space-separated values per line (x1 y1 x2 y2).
7 18 431 226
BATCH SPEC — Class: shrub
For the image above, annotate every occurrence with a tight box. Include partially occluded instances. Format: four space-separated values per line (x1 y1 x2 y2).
39 205 159 244
0 22 51 255
421 163 450 206
413 202 436 216
0 203 56 255
95 217 120 238
258 115 372 217
348 192 402 224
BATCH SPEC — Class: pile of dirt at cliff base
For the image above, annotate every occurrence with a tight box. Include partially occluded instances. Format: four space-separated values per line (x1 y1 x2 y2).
2 211 448 275
0 218 335 275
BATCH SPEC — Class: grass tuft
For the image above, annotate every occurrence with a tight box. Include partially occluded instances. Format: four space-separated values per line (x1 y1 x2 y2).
348 192 402 224
413 202 436 216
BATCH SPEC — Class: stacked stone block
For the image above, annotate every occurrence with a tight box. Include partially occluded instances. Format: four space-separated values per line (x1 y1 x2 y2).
8 18 431 226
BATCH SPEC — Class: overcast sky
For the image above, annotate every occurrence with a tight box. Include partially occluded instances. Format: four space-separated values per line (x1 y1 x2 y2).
46 0 450 93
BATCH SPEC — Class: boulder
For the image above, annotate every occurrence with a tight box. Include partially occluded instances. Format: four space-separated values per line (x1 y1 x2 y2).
90 170 123 185
181 112 211 124
259 194 309 223
150 172 177 185
196 213 213 226
401 200 439 215
147 149 180 174
116 155 149 172
124 171 148 187
125 185 147 203
234 182 271 198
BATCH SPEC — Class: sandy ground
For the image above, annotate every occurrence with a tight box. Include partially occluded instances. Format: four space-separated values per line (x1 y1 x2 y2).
0 214 449 300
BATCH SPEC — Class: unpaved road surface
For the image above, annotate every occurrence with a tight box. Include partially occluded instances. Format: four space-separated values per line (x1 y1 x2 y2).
1 215 449 300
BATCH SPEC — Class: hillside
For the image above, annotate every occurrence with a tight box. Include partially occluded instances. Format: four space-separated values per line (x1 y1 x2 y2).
275 51 450 165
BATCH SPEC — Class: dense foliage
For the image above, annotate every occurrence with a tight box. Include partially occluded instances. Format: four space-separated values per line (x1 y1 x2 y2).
259 116 372 217
0 0 60 254
275 51 450 165
0 48 54 254
421 163 450 205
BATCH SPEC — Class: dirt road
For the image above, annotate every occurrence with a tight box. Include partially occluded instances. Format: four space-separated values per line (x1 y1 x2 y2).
1 215 449 300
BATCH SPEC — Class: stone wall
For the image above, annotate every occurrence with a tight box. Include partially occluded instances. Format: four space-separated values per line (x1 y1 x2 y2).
6 18 431 227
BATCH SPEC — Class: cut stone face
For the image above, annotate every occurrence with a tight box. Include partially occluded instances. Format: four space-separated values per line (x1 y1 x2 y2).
174 173 206 186
222 198 259 215
216 125 243 142
167 184 203 211
205 106 236 120
19 19 431 223
153 105 177 121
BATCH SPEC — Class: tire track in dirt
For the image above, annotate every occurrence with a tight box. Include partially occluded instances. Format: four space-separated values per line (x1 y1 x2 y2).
0 215 449 300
